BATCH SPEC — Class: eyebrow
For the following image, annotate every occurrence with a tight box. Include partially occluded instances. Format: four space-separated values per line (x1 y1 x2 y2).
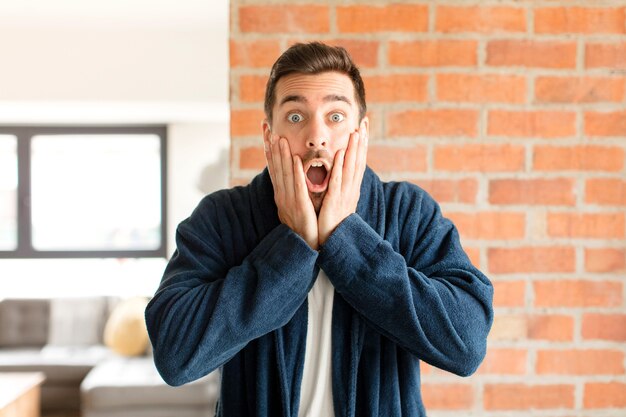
279 94 352 107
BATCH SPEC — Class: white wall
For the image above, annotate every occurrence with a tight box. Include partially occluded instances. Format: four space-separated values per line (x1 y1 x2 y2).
0 27 226 103
0 0 230 298
168 123 230 256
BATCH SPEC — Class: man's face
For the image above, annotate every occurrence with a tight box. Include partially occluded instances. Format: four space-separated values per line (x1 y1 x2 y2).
263 71 368 212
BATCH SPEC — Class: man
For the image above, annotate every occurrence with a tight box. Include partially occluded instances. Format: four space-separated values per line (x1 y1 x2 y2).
146 42 494 417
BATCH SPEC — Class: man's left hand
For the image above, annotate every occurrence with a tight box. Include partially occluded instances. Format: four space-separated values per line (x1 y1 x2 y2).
318 127 368 247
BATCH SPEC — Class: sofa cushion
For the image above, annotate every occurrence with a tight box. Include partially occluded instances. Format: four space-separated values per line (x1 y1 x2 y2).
48 297 109 346
0 346 112 383
0 299 49 347
83 407 216 417
81 357 219 409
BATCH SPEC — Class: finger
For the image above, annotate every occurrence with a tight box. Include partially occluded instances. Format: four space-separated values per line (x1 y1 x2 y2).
279 138 296 202
265 134 280 197
293 155 310 205
354 127 368 184
270 134 285 194
328 148 345 197
264 134 276 180
342 130 359 188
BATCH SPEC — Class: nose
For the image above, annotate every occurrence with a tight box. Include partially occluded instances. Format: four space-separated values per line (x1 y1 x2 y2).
306 119 328 149
307 137 327 149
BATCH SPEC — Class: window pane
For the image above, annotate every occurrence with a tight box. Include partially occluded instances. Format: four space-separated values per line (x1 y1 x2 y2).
31 135 162 251
0 135 18 250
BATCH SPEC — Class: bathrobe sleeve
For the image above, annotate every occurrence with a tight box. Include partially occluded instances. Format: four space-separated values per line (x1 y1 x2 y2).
317 183 494 377
145 194 318 386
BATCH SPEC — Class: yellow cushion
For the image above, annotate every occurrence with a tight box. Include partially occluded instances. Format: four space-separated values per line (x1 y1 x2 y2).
103 297 149 356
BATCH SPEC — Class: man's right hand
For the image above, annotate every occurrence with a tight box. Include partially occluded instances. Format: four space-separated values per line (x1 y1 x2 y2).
264 134 319 251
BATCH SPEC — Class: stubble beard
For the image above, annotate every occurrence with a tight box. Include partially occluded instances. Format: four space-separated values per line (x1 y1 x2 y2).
310 191 325 215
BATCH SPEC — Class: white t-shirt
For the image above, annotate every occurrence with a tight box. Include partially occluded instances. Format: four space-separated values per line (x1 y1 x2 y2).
298 269 335 417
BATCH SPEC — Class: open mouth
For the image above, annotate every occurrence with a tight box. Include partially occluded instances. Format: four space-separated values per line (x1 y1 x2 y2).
305 160 330 193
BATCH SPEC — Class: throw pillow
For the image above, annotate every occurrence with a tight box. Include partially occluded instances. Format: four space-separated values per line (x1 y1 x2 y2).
103 297 150 356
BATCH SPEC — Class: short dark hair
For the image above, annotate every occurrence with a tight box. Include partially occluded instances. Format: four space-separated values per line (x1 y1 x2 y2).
264 42 367 124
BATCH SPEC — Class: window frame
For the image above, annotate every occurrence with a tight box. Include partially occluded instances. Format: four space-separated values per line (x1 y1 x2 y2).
0 125 168 259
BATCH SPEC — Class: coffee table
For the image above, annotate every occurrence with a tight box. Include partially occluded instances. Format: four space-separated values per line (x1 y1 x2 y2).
0 372 45 417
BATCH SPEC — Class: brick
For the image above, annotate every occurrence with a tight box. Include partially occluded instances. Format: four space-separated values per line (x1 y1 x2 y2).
326 39 379 68
547 212 625 239
239 145 265 170
389 40 477 67
434 144 525 172
536 349 624 375
583 314 626 341
446 211 525 240
585 111 626 137
493 280 525 308
367 145 427 173
484 384 574 410
287 38 380 69
239 75 268 103
534 145 624 172
585 248 626 273
489 178 576 206
464 247 480 268
584 382 626 408
487 40 576 69
586 42 626 69
231 109 266 137
387 109 478 138
528 315 574 341
534 280 623 308
239 5 329 33
230 39 281 68
489 314 527 341
421 384 474 410
585 178 626 206
535 7 626 34
407 179 478 204
230 177 252 187
436 6 526 33
363 74 428 102
488 247 575 274
437 74 526 103
488 110 576 138
337 4 428 33
477 348 527 375
535 76 625 103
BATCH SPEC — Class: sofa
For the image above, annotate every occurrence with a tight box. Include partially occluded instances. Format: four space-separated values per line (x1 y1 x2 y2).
0 297 219 416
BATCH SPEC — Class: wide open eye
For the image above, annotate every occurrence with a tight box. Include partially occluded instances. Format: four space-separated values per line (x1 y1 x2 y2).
330 112 345 123
288 113 304 123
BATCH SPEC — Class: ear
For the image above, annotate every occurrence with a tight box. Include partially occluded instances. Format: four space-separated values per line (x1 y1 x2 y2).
262 119 272 144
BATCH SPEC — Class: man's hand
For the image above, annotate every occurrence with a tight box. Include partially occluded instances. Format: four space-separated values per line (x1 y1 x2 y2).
317 127 368 246
264 134 319 250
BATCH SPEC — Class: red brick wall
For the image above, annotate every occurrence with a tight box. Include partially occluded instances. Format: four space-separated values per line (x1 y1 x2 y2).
230 1 626 413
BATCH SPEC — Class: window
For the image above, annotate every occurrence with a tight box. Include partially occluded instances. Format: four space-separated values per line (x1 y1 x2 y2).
0 135 18 251
0 126 167 258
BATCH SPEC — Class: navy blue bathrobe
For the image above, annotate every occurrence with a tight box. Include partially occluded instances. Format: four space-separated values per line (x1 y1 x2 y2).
146 167 494 417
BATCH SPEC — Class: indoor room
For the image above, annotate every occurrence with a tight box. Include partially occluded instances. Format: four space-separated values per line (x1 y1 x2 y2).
1 1 625 417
